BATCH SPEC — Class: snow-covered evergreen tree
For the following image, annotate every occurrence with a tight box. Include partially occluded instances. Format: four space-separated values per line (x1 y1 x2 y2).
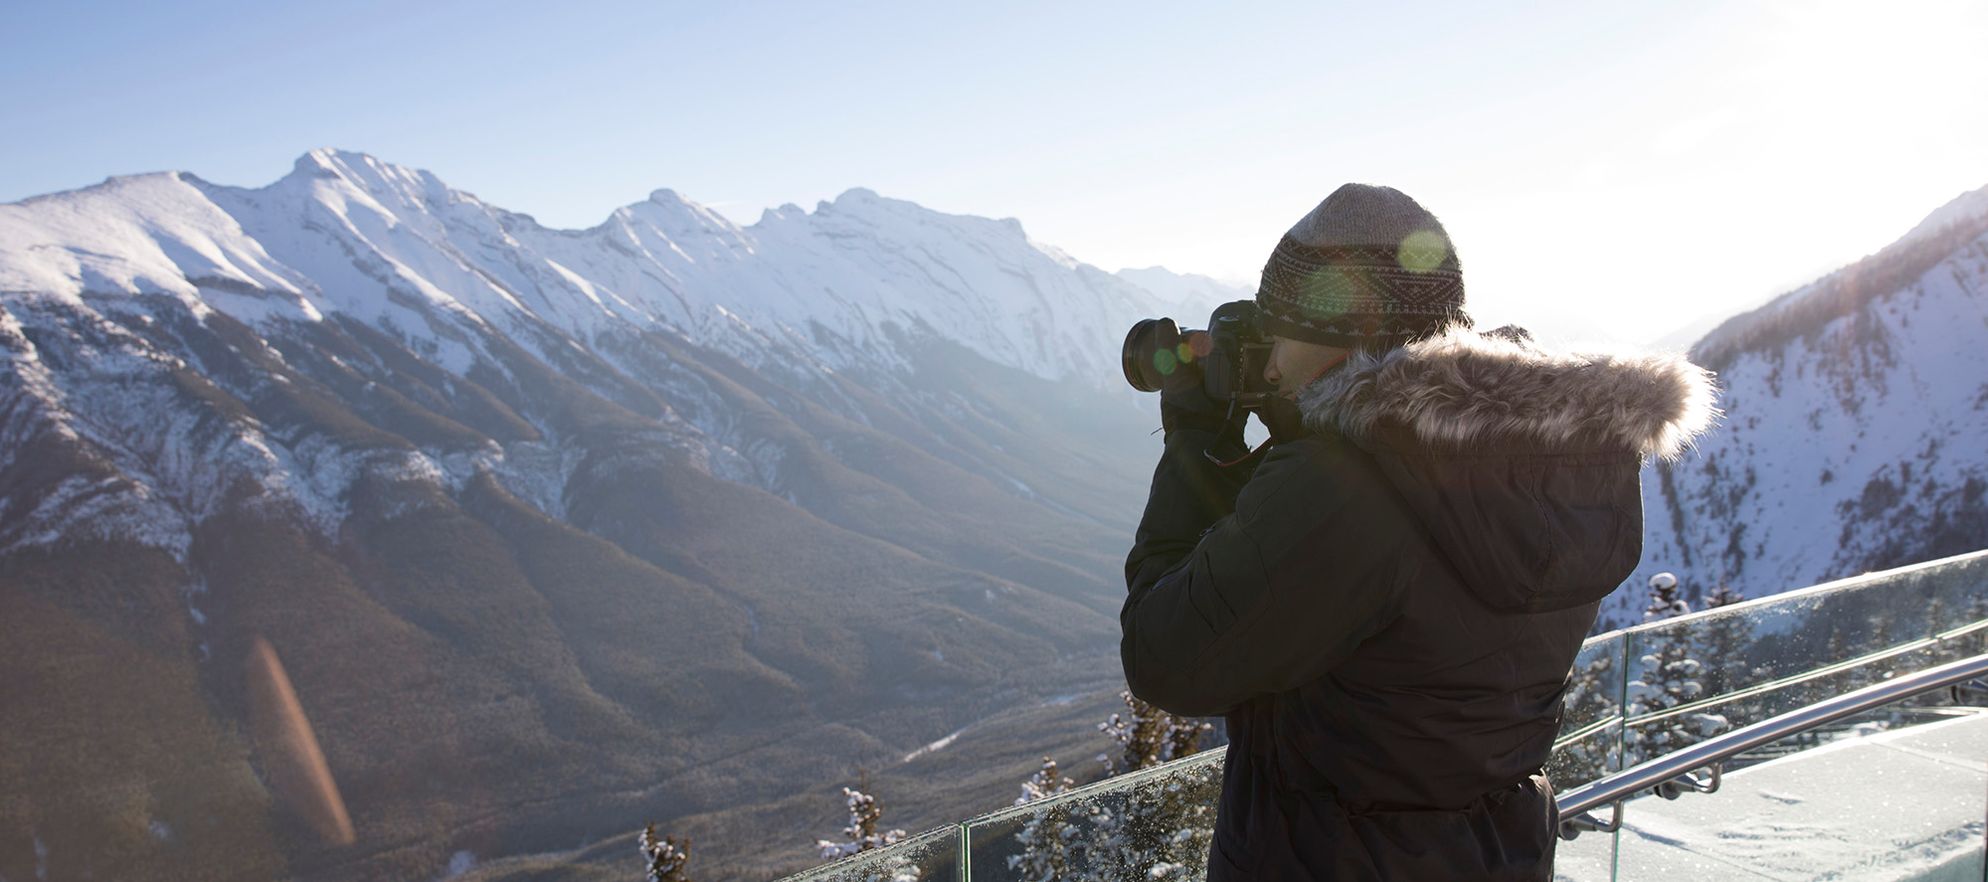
1644 572 1690 621
1129 765 1218 880
1697 585 1749 694
638 823 694 882
1626 572 1729 763
1096 690 1211 776
811 786 921 882
1553 652 1622 784
1915 596 1988 712
1846 611 1902 689
1693 580 1773 731
1965 597 1988 655
1007 757 1077 882
1082 690 1217 880
1929 596 1988 663
815 787 909 859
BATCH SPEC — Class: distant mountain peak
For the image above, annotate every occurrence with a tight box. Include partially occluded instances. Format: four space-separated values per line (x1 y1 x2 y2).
614 191 743 243
290 148 345 179
288 147 405 183
1113 266 1254 317
1691 180 1988 372
759 203 809 224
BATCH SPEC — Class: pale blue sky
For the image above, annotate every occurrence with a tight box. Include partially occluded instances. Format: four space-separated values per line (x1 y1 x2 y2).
5 0 1985 343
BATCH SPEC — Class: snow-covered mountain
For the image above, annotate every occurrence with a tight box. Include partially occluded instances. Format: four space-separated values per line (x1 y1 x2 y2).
1114 266 1253 316
0 150 1232 882
17 144 1977 879
1618 182 1988 626
0 148 1221 559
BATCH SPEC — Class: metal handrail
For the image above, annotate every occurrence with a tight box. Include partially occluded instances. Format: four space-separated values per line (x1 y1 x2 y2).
1554 652 1988 838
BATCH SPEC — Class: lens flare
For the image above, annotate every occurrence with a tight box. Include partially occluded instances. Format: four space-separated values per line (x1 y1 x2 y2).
246 637 355 846
1302 268 1355 315
1186 331 1215 359
1399 230 1449 273
1153 348 1179 376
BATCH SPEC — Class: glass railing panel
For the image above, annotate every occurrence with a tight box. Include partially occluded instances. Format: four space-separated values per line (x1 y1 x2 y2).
770 553 1988 882
1611 703 1987 881
1550 633 1627 880
784 824 959 882
1550 633 1627 788
1620 551 1988 765
964 750 1224 882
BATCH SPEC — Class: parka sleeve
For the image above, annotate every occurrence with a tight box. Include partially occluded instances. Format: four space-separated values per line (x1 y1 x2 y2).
1121 436 1410 717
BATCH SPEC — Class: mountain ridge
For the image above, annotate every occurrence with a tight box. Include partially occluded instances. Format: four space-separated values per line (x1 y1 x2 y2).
29 149 1982 880
0 148 1243 560
1617 179 1988 625
0 149 1243 880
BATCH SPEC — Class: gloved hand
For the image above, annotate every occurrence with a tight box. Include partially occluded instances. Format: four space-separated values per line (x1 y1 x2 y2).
1155 323 1246 439
1256 394 1307 445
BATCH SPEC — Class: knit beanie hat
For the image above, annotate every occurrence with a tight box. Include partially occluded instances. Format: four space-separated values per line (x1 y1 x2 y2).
1255 183 1469 349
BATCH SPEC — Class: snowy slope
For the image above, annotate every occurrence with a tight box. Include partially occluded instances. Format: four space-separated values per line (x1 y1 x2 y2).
1114 266 1252 318
0 151 1195 882
0 149 1196 557
168 149 1169 386
1619 184 1988 625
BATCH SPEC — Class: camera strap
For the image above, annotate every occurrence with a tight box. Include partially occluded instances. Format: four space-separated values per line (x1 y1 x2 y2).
1204 440 1271 469
1202 399 1268 468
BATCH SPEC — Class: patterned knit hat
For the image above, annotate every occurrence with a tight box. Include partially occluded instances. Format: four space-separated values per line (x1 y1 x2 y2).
1255 183 1469 349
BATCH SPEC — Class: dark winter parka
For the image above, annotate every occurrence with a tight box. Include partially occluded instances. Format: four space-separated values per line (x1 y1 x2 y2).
1122 327 1716 881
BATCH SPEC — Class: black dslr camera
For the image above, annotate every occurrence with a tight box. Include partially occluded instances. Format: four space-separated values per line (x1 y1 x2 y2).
1122 300 1276 410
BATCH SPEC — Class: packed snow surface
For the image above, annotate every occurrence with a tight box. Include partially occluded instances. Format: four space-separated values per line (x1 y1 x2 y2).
1555 711 1988 881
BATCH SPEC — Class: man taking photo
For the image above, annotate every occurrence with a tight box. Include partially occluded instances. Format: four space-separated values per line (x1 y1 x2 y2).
1121 184 1716 880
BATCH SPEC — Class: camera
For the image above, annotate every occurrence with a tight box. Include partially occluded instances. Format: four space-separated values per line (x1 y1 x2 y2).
1122 300 1276 409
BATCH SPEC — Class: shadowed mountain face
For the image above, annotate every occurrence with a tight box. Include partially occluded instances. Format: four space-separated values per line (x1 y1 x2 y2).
1613 183 1988 627
0 152 1243 880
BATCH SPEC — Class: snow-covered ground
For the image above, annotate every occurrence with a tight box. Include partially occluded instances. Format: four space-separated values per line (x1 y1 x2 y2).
1556 711 1988 881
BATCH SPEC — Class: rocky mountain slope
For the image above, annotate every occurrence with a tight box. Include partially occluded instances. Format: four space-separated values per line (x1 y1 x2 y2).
1617 183 1988 627
0 150 1241 881
31 147 1986 880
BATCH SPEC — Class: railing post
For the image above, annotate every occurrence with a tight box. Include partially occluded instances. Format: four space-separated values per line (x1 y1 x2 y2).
1557 801 1623 841
1653 763 1721 800
957 822 970 882
1612 632 1630 782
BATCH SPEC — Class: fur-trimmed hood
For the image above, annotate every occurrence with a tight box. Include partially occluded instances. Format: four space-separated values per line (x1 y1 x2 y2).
1290 326 1719 613
1299 326 1719 459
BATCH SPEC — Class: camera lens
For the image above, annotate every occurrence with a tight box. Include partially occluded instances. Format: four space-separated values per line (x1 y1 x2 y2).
1129 313 1184 389
1122 318 1167 392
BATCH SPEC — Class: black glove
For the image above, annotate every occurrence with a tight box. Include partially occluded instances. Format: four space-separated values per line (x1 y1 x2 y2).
1256 394 1308 445
1155 324 1247 439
